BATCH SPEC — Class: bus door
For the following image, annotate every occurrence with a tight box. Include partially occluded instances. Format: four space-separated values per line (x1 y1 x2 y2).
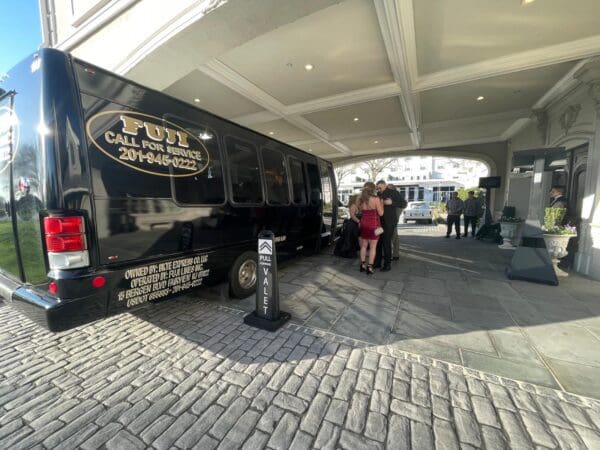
0 92 23 281
319 160 337 243
305 162 324 248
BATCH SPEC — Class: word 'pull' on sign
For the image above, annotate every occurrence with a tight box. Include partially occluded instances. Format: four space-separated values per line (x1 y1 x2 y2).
244 230 290 331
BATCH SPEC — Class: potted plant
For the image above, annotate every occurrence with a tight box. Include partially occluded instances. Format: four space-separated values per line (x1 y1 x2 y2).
542 207 577 276
498 215 524 249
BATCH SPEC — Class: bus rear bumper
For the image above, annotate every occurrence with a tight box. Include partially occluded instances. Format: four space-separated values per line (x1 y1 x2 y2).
9 284 108 332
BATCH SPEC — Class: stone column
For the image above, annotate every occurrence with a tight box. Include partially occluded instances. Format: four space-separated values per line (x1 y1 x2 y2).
573 58 600 278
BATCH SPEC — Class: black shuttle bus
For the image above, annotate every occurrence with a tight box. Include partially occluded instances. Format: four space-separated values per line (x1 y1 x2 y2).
0 49 338 331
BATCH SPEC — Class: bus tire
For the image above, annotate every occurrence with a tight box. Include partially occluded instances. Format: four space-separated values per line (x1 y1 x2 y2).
229 251 258 299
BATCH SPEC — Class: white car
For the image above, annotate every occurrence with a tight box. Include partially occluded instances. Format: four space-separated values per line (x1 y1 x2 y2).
403 201 435 224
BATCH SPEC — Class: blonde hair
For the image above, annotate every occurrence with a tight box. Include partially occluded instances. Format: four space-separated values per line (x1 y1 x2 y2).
360 182 377 206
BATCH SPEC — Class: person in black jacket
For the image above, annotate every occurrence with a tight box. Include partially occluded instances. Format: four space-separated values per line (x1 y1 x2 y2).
549 187 568 209
374 180 403 271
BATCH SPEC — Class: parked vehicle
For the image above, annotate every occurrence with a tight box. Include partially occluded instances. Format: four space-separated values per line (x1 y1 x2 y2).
0 49 337 331
403 202 435 224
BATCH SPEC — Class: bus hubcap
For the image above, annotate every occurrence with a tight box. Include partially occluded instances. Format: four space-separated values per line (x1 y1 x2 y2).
238 260 257 290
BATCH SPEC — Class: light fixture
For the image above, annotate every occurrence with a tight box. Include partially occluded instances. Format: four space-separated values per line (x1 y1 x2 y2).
269 131 275 135
521 0 535 5
199 132 213 140
353 117 359 122
194 98 200 103
304 64 314 71
308 148 313 152
374 140 379 144
476 96 484 101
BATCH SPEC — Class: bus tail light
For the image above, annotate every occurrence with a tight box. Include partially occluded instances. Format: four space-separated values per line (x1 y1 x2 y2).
43 216 90 270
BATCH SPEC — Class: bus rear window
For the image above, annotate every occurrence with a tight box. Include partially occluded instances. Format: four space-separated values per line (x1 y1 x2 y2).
84 97 225 204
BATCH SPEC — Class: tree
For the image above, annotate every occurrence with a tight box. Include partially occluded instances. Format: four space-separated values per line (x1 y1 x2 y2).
360 158 396 182
334 164 355 184
456 186 482 201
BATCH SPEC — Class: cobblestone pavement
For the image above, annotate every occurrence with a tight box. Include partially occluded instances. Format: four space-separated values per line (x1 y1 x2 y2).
1 295 600 449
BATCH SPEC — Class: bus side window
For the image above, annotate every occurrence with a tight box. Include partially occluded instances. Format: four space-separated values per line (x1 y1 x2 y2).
306 163 322 205
289 158 307 205
172 125 225 205
262 148 290 205
225 137 263 204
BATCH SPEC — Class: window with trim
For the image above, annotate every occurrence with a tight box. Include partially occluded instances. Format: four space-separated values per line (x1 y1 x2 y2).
262 148 289 205
225 137 263 204
172 124 225 205
289 158 307 204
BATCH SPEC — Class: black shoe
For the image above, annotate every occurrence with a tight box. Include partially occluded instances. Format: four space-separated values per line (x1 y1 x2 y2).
445 235 450 238
392 256 400 261
360 262 366 272
456 236 461 240
381 265 391 272
366 264 374 275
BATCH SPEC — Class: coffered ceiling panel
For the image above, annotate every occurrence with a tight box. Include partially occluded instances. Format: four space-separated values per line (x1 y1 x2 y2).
304 97 407 137
422 118 516 146
421 62 575 123
219 0 393 105
250 119 315 142
415 0 600 74
294 141 336 156
339 133 413 153
163 70 264 119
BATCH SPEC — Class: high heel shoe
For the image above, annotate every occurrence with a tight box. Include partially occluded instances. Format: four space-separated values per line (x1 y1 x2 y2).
360 261 366 272
366 264 374 275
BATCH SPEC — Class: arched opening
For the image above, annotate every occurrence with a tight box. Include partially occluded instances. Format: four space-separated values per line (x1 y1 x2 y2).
334 155 490 207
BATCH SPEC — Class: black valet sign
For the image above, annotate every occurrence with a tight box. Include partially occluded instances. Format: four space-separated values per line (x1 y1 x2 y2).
244 230 290 331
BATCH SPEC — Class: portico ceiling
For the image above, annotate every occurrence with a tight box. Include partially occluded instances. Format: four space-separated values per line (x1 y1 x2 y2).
121 0 600 160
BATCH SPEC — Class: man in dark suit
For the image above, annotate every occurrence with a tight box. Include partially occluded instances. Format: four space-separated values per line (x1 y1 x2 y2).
549 187 567 209
374 180 403 271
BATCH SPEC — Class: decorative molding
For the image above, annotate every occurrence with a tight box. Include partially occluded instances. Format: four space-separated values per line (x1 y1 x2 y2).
573 57 600 113
374 0 421 147
233 82 402 126
533 59 589 110
559 104 582 134
501 118 530 141
285 83 402 116
416 35 600 92
198 60 350 155
56 0 141 52
115 0 227 75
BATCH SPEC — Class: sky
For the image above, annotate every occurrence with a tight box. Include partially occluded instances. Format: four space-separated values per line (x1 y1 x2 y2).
0 0 42 75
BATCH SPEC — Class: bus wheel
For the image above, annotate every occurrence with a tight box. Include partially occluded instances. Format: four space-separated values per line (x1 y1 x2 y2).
229 251 258 298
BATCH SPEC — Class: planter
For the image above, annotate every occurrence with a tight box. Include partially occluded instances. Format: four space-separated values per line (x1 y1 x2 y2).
543 233 575 277
498 222 522 249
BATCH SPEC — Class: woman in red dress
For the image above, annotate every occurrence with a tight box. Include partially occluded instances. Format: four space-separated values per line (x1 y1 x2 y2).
358 182 384 275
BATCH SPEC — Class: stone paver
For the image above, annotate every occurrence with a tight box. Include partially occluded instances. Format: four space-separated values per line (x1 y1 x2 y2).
1 229 600 448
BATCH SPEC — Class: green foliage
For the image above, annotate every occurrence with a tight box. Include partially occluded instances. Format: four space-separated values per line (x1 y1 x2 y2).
542 207 576 235
543 207 566 230
456 187 482 201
